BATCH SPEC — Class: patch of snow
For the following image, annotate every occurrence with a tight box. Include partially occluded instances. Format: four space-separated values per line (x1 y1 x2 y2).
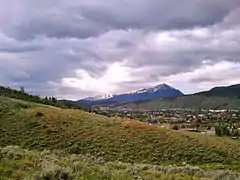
135 88 148 94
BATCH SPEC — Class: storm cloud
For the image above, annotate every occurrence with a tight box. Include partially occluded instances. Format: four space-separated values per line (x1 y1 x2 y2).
0 0 240 99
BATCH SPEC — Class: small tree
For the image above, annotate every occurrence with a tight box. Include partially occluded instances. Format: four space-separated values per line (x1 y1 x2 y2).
51 97 57 105
192 119 201 132
215 125 230 137
20 86 25 94
172 124 179 130
215 126 221 136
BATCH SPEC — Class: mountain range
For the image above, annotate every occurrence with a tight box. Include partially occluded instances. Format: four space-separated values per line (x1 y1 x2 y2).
111 84 240 110
78 84 183 105
65 83 240 110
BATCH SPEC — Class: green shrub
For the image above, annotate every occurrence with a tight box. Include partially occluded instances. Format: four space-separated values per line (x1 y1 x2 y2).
1 146 240 180
36 112 44 117
172 125 179 130
33 165 74 180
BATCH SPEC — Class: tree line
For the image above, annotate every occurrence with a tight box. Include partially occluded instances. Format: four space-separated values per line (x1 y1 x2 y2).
215 124 240 137
0 85 82 109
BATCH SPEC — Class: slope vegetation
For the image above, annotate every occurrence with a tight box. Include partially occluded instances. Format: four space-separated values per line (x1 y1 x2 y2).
1 146 240 180
198 84 240 97
1 96 240 176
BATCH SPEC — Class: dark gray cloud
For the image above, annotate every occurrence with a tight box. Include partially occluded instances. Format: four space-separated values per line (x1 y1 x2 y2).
1 0 239 40
5 14 107 40
0 44 43 53
0 32 44 53
0 0 239 99
80 0 238 29
116 40 135 49
190 77 223 83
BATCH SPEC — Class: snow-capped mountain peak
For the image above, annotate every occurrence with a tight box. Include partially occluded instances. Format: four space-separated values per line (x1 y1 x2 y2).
134 84 175 94
153 84 174 91
79 83 183 103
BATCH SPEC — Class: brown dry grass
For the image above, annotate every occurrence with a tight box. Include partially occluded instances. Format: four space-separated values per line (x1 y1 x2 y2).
1 101 240 168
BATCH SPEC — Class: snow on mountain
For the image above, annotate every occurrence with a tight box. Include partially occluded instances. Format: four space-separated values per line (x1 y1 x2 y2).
79 84 183 104
135 88 148 94
133 84 177 94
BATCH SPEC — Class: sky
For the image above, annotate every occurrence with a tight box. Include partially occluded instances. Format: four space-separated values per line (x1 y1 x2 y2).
0 0 240 100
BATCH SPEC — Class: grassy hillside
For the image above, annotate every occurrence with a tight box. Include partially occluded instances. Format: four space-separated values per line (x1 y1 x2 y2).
0 85 57 106
1 146 240 180
115 95 240 110
0 96 56 118
197 84 240 97
1 96 240 179
0 85 83 110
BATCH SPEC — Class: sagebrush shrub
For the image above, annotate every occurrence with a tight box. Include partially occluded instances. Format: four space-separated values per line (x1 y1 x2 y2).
33 164 74 180
36 112 44 117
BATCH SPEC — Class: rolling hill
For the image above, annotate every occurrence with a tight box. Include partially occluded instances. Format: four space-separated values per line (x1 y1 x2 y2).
112 84 240 110
1 95 240 179
197 84 240 97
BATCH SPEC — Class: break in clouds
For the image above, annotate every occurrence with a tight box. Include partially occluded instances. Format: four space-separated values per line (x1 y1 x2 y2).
0 0 240 99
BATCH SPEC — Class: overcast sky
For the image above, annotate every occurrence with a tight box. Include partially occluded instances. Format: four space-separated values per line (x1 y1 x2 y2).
0 0 240 99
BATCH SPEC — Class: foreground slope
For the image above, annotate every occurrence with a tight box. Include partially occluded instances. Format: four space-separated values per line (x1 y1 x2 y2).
1 146 240 180
1 96 240 179
1 96 240 165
